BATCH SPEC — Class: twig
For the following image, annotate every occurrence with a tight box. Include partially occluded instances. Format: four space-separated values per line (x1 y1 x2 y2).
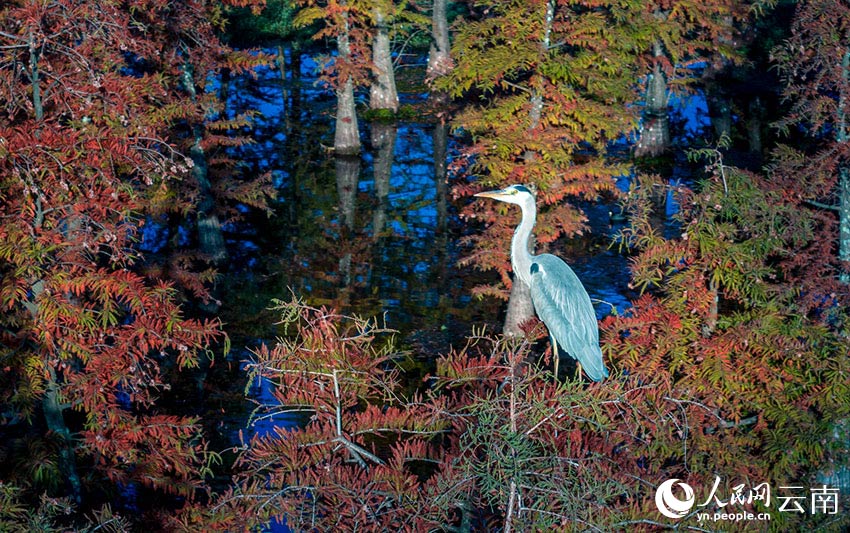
803 199 840 212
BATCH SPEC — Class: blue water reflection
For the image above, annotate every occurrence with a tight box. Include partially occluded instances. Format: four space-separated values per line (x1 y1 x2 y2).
215 48 649 362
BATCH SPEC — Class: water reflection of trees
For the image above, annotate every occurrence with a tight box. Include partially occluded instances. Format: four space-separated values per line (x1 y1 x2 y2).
215 61 495 345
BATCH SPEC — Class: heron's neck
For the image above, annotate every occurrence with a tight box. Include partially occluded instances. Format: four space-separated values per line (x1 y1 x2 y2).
511 200 536 287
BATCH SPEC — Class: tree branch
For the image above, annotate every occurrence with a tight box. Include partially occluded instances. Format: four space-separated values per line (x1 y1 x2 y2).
803 199 840 212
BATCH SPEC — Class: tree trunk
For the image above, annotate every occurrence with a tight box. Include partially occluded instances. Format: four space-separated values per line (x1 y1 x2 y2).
427 0 452 82
504 277 537 336
433 122 449 234
275 44 293 135
432 122 450 302
635 42 670 157
369 8 399 112
335 9 361 154
709 92 732 142
181 63 227 266
336 156 359 232
219 68 231 110
371 123 396 237
42 371 82 504
525 0 554 142
838 51 850 284
29 35 43 121
819 52 850 497
746 96 764 156
505 0 553 337
276 43 287 84
704 279 719 336
335 78 361 154
287 47 302 138
840 167 850 284
336 154 360 289
291 43 302 90
190 139 227 266
27 280 82 504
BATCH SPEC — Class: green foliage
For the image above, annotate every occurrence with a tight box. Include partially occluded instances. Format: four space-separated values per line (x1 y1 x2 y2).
621 147 816 304
225 0 305 45
0 483 131 533
443 0 648 296
429 334 633 531
604 146 850 528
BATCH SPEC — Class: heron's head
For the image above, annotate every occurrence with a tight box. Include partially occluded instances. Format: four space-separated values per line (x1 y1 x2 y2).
473 184 535 205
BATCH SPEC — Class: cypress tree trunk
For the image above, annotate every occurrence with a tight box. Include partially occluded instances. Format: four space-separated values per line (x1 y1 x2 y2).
334 7 361 155
189 135 226 265
336 156 359 232
433 122 449 234
840 167 850 284
371 123 396 237
29 35 43 121
820 51 850 494
276 43 287 84
635 42 670 157
369 8 399 112
25 282 82 504
746 96 764 156
336 155 360 289
28 47 81 502
503 279 536 337
504 0 554 337
335 79 360 155
287 47 302 138
709 91 733 141
42 371 82 504
838 51 850 284
181 63 227 265
433 122 450 296
427 0 452 82
276 44 292 136
292 42 302 77
219 68 231 109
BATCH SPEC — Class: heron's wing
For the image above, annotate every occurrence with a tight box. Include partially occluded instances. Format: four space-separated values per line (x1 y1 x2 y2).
528 254 609 381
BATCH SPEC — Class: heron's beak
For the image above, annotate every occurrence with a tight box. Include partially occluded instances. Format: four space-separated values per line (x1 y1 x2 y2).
473 189 510 200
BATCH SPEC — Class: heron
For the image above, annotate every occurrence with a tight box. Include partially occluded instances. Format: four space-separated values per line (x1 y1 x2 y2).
474 184 609 382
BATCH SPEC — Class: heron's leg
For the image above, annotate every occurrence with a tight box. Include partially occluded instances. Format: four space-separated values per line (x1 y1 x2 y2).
551 335 559 379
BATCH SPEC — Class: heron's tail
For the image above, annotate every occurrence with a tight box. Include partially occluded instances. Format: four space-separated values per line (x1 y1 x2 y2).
577 344 609 382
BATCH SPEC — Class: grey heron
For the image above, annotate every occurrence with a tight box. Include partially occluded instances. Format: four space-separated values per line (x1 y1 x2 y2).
474 184 609 382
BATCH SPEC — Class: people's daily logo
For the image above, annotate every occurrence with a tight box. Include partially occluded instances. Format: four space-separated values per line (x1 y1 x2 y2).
655 479 696 519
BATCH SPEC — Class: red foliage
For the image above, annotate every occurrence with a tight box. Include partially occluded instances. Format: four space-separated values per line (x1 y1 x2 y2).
175 164 850 530
772 0 850 290
293 0 375 89
0 0 264 517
